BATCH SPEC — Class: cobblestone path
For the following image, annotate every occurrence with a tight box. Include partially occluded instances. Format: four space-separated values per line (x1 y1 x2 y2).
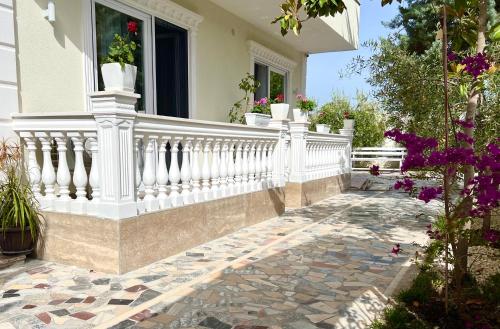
0 189 440 329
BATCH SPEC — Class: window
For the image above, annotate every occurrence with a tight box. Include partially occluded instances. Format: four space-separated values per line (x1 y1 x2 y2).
253 62 287 101
248 41 297 104
91 0 190 117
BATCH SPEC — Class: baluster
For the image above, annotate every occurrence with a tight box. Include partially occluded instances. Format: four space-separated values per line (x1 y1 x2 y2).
234 141 243 194
261 142 268 189
267 141 274 187
157 137 170 209
254 142 262 191
191 138 203 202
142 136 159 211
227 141 236 196
219 140 228 197
201 139 212 201
87 136 100 215
39 135 56 210
135 136 145 214
241 141 250 193
180 138 193 204
210 140 221 199
248 142 256 191
169 137 182 207
54 134 71 212
71 134 88 214
23 135 41 199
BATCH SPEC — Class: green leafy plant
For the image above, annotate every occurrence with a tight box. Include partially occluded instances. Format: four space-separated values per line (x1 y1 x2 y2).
0 141 42 242
296 94 317 112
229 73 261 123
104 21 138 69
273 0 400 36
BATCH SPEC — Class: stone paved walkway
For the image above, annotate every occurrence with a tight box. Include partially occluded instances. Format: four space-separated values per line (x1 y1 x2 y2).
0 188 440 329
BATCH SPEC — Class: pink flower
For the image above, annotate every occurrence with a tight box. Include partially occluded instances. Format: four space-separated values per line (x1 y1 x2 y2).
369 165 380 176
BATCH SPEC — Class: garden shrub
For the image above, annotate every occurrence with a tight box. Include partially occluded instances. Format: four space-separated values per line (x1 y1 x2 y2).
397 270 439 305
481 273 500 305
370 305 428 329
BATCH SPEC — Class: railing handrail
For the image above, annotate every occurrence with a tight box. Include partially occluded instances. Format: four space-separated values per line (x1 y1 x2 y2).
135 114 280 140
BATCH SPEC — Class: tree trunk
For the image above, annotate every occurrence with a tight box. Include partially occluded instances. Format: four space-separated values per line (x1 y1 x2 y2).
454 0 488 285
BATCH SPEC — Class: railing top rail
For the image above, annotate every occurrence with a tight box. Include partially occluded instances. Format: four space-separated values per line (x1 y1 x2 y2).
354 147 406 151
306 131 350 143
12 112 97 133
134 113 281 140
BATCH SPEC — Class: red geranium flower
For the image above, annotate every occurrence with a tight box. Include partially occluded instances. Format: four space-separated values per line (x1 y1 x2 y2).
127 21 138 34
275 93 284 103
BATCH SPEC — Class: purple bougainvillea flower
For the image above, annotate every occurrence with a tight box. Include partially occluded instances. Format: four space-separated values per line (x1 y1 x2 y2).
369 165 380 176
461 53 491 79
418 186 443 203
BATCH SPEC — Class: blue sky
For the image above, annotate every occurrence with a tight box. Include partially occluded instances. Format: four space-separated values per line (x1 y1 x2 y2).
306 1 401 106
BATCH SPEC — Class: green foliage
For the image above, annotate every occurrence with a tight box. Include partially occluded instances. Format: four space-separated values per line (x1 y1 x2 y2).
297 96 317 112
345 37 499 150
229 73 261 123
481 273 500 304
370 305 428 329
273 0 400 36
397 270 439 305
0 141 42 242
104 34 137 69
310 93 386 147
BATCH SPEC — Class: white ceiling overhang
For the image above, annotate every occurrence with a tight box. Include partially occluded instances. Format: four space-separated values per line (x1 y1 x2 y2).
208 0 360 54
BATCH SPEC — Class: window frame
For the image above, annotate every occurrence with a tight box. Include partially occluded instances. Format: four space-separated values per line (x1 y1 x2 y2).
83 0 203 117
248 40 297 104
91 0 154 114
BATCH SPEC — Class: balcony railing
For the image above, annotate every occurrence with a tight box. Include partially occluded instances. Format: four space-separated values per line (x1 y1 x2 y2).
12 91 353 219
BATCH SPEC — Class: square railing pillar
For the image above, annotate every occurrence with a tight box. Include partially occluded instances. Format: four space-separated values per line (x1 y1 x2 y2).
288 122 309 183
268 119 290 187
90 91 140 219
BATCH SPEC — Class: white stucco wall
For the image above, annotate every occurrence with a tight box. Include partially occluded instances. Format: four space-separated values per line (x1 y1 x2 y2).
0 0 19 138
15 0 84 114
13 0 306 122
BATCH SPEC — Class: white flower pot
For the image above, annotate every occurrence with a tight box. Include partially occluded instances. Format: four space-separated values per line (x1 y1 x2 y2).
293 108 309 122
101 63 137 92
245 113 271 127
343 119 354 129
270 103 290 120
316 124 330 133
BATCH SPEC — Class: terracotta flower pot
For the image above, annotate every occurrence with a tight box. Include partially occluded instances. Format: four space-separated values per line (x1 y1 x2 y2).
0 227 35 255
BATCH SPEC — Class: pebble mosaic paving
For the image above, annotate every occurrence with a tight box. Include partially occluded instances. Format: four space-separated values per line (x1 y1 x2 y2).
0 181 440 329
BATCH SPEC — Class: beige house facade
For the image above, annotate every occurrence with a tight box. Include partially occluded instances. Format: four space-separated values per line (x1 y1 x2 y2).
1 0 359 137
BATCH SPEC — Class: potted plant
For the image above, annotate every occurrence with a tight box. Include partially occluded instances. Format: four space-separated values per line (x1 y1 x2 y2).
293 94 316 122
270 93 289 120
245 97 271 127
343 110 355 129
101 21 139 92
0 141 42 255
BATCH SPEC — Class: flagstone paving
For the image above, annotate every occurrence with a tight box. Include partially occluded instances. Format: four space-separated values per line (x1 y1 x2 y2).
0 187 440 329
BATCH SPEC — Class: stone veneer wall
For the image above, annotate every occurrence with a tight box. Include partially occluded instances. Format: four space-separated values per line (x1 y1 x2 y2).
36 187 285 274
285 174 351 209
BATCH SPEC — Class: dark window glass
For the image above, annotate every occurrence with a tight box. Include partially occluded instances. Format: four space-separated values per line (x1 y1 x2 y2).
95 3 145 112
254 63 268 100
155 18 188 118
270 71 285 101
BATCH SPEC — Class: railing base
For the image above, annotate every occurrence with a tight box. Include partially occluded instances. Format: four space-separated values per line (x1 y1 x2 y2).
35 187 286 274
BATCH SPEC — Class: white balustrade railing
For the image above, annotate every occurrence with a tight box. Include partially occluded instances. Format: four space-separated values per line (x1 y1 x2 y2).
351 147 406 171
132 114 282 214
288 122 353 183
11 92 290 219
11 92 353 219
